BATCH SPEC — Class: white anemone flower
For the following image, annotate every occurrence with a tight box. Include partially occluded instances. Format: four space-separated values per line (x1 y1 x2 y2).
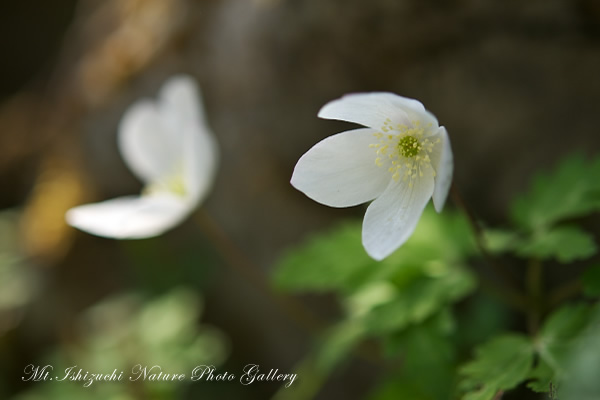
66 75 218 239
291 93 453 260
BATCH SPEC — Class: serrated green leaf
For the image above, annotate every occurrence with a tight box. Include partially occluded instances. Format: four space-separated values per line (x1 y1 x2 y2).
527 360 555 393
459 334 533 398
516 226 597 263
582 264 600 297
511 154 600 231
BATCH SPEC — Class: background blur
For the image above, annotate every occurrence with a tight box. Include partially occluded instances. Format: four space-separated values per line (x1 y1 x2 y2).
1 0 599 399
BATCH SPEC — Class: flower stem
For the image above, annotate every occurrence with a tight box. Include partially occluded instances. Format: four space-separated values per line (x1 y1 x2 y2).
193 209 324 334
449 184 528 310
526 258 543 335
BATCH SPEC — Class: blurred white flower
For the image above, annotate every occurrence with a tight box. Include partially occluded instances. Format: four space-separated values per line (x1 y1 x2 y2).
291 93 453 260
66 75 218 239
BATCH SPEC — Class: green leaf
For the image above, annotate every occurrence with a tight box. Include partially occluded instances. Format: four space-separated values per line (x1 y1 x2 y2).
527 360 555 393
378 311 457 400
273 221 376 292
516 226 597 263
511 154 600 231
462 386 500 400
369 377 437 400
527 303 596 395
315 319 366 373
274 207 476 294
558 310 600 400
459 334 534 399
456 294 512 351
537 303 594 371
362 269 475 335
482 229 519 254
582 264 600 297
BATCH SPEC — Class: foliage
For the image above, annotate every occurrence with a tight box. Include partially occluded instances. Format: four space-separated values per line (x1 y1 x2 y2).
487 155 600 264
459 334 534 399
13 289 227 400
274 152 600 400
275 207 477 399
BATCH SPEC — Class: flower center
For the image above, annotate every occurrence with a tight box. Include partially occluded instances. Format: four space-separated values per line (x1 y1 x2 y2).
369 119 439 187
398 135 420 158
143 164 187 198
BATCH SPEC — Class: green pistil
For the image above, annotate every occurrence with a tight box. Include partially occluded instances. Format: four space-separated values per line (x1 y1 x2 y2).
398 135 420 158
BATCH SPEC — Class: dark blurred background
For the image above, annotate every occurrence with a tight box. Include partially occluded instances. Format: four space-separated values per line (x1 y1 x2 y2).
1 0 599 399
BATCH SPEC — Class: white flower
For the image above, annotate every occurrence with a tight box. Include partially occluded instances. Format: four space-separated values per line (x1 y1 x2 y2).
291 93 453 260
66 75 218 239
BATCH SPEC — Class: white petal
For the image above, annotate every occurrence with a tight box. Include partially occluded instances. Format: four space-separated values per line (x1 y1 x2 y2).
118 100 184 185
65 194 191 239
318 92 439 132
182 119 218 204
159 75 208 129
429 126 453 212
118 76 218 205
362 175 435 260
291 128 390 207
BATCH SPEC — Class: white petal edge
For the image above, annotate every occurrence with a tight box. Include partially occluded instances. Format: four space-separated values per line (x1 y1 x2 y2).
430 126 453 212
362 174 435 260
291 128 390 208
183 118 219 205
118 75 203 186
156 75 218 204
118 98 185 186
177 86 219 204
318 92 439 132
65 194 192 239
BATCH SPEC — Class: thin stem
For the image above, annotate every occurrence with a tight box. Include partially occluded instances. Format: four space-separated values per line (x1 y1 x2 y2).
450 184 528 309
193 208 325 334
526 258 543 335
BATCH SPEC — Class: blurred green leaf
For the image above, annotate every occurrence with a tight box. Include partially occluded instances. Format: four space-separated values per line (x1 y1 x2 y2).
462 386 500 400
274 207 476 295
456 294 511 351
369 377 437 400
315 319 366 373
362 270 475 335
582 264 600 297
377 311 456 400
515 226 597 263
0 209 38 333
482 229 519 254
510 154 600 231
527 303 595 394
273 220 377 293
558 309 600 400
459 334 534 399
526 360 555 394
536 303 593 371
15 288 227 400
